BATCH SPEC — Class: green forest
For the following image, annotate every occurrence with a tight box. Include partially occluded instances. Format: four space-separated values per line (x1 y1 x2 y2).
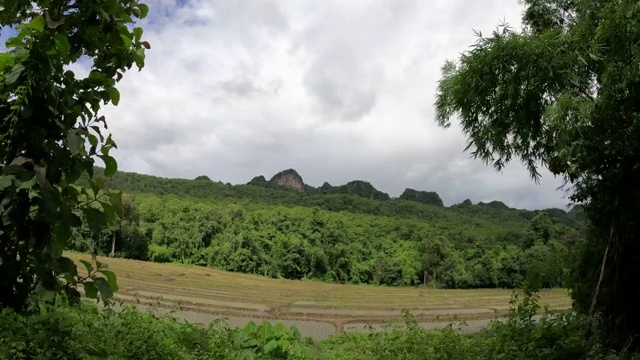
73 167 585 289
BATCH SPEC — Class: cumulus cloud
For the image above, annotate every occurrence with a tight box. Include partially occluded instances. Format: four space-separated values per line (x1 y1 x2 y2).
87 0 570 210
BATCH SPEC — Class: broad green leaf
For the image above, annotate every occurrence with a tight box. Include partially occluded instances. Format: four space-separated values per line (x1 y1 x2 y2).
100 201 115 224
5 36 24 49
88 70 110 84
0 176 14 190
107 87 120 105
100 270 118 292
263 340 279 353
133 48 145 68
87 133 98 147
79 259 94 274
94 277 114 299
24 15 45 32
51 223 71 257
137 4 150 18
18 175 37 189
0 53 13 70
84 281 98 299
67 129 83 155
5 63 25 85
133 27 143 42
35 282 57 302
101 155 118 176
243 321 257 335
56 256 78 276
54 33 70 56
87 208 107 234
109 191 124 218
119 27 132 49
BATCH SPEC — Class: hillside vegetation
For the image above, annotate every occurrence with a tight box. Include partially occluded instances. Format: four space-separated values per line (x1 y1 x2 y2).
70 168 585 289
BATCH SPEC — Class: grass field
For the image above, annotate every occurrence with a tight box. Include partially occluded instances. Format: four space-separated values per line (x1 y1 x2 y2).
67 252 572 340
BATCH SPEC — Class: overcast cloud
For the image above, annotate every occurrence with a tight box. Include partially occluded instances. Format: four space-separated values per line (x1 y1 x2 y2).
85 0 572 210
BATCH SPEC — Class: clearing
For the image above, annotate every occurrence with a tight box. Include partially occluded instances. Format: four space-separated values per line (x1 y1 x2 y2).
67 252 572 340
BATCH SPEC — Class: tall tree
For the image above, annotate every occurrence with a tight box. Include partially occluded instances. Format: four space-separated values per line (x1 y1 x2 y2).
0 0 149 310
435 0 640 349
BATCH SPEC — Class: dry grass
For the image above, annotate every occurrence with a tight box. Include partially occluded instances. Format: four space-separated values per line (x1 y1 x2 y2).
67 252 572 329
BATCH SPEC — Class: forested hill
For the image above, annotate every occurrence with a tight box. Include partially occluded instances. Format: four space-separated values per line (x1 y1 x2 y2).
91 167 584 230
67 167 587 289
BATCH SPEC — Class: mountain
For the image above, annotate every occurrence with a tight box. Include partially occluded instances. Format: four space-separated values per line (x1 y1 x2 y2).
89 167 583 230
399 188 444 207
72 167 586 289
269 169 305 191
318 180 390 200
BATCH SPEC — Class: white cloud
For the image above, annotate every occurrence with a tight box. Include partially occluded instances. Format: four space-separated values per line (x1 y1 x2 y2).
92 0 570 210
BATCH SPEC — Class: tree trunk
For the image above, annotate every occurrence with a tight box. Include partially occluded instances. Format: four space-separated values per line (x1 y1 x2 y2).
589 238 610 315
110 232 116 257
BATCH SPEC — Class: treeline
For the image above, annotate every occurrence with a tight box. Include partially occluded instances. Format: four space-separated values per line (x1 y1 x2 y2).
69 192 583 289
90 167 586 230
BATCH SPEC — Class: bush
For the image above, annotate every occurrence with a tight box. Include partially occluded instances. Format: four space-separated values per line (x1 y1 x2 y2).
0 290 627 359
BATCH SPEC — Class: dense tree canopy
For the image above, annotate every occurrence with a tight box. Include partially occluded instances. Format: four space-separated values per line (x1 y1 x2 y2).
435 0 640 349
0 0 149 310
69 170 584 289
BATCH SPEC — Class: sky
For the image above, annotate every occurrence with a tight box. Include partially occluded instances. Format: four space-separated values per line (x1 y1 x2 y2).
68 0 571 210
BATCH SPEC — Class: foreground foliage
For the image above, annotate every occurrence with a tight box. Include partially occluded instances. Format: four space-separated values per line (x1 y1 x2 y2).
0 291 623 360
435 0 640 349
0 0 149 310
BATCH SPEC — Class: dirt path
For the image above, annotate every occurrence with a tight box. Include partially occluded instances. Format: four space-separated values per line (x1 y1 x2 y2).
127 303 512 341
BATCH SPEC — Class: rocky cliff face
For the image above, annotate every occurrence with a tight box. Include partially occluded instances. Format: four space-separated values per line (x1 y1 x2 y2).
399 188 444 207
269 169 305 192
321 180 390 200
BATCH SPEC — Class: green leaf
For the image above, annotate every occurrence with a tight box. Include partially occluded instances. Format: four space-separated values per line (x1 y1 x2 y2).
35 282 57 302
243 321 257 335
0 176 14 190
5 63 25 85
95 277 114 299
18 175 37 189
132 48 146 69
106 87 120 105
100 270 118 292
67 129 83 155
56 257 78 276
133 27 143 42
109 191 124 218
100 201 115 225
84 281 98 299
88 70 111 85
51 223 71 257
79 259 94 274
87 133 98 147
87 207 107 234
119 27 132 49
263 340 279 353
0 53 13 70
24 15 45 32
101 155 118 177
137 4 150 18
54 33 70 57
